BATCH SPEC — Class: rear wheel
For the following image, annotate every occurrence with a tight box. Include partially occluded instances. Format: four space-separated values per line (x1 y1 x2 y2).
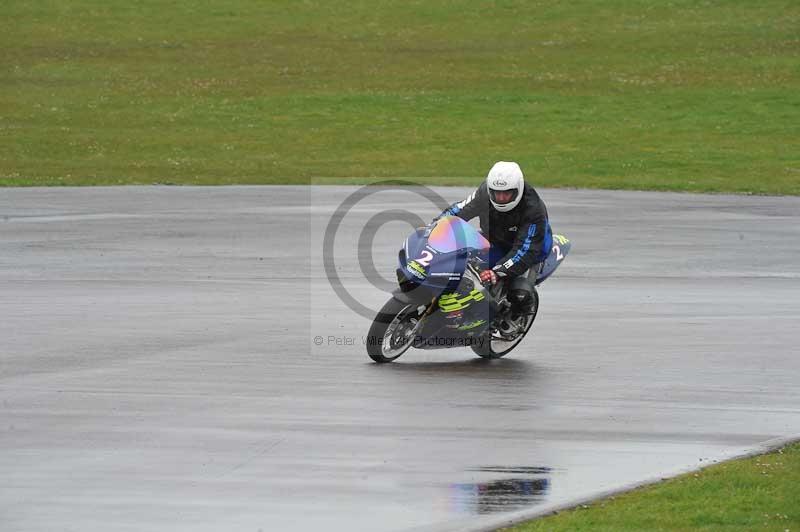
471 289 539 359
366 298 425 363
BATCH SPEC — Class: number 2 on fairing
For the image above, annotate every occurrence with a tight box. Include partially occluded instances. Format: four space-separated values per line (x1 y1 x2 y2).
554 245 564 261
416 250 433 266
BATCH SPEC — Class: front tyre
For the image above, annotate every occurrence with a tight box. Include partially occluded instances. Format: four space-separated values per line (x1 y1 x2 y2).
366 298 424 363
471 288 539 359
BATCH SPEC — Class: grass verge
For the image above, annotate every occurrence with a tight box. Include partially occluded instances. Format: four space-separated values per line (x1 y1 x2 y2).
1 1 799 192
505 441 800 531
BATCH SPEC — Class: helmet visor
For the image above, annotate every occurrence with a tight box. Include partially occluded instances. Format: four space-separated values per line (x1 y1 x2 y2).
489 188 518 205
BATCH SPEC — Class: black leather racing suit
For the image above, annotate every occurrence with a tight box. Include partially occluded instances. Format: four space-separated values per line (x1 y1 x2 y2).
437 182 551 278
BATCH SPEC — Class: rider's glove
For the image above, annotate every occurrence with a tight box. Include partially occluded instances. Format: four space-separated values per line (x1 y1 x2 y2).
479 269 498 285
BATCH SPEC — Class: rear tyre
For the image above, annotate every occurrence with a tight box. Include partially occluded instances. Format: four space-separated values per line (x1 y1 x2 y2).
471 288 539 359
366 298 423 363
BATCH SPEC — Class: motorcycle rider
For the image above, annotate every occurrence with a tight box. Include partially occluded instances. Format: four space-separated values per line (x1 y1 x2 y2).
435 161 552 312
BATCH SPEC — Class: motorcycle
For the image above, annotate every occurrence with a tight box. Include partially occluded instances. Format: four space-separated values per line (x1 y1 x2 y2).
366 216 570 362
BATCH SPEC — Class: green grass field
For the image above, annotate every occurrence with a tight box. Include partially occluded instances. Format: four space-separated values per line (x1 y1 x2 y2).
507 442 800 531
2 0 799 192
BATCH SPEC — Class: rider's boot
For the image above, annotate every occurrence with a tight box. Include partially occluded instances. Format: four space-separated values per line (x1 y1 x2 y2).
508 277 534 316
508 262 542 316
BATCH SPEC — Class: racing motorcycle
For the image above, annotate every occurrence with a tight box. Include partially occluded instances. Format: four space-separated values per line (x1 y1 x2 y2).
366 216 570 362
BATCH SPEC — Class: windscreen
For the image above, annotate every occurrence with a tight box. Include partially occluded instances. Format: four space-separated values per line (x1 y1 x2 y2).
427 216 490 253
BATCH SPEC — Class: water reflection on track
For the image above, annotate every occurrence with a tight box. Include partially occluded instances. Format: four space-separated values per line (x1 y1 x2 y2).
450 466 552 515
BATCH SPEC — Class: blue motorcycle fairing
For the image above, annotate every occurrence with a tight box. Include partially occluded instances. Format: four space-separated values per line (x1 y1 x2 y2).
395 217 495 347
398 217 490 292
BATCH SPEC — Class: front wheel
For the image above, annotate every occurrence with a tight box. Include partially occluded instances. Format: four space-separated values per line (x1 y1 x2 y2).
366 298 425 363
471 288 539 359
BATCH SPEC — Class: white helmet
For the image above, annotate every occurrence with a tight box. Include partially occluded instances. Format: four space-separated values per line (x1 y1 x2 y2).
486 161 524 212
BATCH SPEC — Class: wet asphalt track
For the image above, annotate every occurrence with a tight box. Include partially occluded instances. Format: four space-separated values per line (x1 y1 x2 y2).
1 185 799 531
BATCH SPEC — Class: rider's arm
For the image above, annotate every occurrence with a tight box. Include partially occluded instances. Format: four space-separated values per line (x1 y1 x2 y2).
435 183 487 222
492 216 549 277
